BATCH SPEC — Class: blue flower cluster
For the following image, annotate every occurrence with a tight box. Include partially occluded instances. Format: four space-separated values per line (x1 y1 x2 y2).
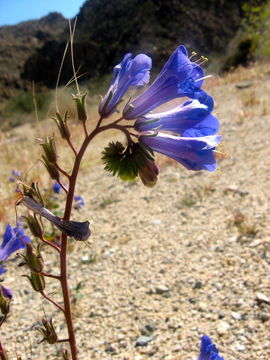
0 224 31 299
100 45 221 172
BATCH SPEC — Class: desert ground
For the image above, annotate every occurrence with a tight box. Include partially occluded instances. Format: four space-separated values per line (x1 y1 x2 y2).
0 62 270 359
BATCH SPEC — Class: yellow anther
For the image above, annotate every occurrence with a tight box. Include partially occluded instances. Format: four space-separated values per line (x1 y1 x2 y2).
189 51 197 60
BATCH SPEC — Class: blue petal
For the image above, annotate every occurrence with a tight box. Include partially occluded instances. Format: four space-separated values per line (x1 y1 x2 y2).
1 224 13 249
139 133 221 172
198 335 224 360
0 225 31 262
99 53 152 117
135 99 219 137
124 45 204 119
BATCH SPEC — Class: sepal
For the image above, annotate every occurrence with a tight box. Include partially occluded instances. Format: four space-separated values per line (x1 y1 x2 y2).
52 112 71 140
39 136 57 164
73 92 87 123
23 272 45 292
37 318 58 344
23 214 44 238
20 243 44 273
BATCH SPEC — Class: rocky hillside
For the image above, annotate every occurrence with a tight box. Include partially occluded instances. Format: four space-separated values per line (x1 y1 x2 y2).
0 12 66 98
0 0 266 96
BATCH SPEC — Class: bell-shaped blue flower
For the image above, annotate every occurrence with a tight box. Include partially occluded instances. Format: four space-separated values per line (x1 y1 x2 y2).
198 335 224 360
0 224 31 274
123 45 206 119
99 53 152 117
135 99 219 137
139 132 222 171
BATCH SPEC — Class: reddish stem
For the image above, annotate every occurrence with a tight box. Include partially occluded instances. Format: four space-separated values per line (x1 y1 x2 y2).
40 291 65 313
59 121 133 360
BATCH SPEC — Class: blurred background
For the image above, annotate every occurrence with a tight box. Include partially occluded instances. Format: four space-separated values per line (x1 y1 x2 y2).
0 0 269 130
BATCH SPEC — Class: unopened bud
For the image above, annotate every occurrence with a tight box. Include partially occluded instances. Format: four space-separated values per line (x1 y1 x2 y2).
41 155 60 181
73 93 87 123
39 136 57 164
0 285 12 315
133 143 159 187
37 318 58 344
23 214 43 238
52 112 71 140
21 243 44 273
138 160 159 187
23 272 45 292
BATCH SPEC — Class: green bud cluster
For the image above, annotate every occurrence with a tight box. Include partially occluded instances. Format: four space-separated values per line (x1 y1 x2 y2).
102 141 159 186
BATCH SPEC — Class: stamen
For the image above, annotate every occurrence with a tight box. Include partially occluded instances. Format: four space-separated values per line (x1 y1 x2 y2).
195 75 213 82
197 56 208 66
189 51 197 60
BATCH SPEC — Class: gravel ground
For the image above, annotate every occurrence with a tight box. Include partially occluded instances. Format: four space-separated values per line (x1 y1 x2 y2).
1 63 270 359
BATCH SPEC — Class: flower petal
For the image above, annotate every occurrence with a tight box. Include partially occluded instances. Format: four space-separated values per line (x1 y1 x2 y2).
139 133 221 171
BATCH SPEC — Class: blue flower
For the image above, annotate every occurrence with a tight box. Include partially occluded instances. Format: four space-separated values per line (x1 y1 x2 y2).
74 196 85 209
123 45 207 119
0 224 31 275
52 182 61 194
99 53 152 117
9 169 21 182
134 99 219 137
139 132 222 171
198 335 224 360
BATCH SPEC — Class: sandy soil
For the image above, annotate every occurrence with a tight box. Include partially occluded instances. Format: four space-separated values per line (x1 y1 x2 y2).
1 63 270 360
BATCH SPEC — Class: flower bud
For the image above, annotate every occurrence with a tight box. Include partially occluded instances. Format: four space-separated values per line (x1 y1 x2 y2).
73 93 87 123
23 214 43 238
133 143 159 187
37 318 58 344
39 136 57 164
21 243 44 273
138 159 159 187
41 155 60 181
52 112 71 140
0 295 10 316
0 285 12 315
23 272 45 292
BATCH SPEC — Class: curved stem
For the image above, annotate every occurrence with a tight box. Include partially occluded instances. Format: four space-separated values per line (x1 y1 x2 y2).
55 163 70 180
40 291 65 313
40 236 61 253
67 138 78 156
40 271 60 280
